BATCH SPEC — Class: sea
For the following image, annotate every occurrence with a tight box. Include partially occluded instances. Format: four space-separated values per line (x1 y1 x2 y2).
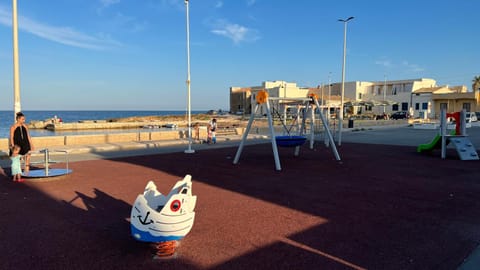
0 110 206 138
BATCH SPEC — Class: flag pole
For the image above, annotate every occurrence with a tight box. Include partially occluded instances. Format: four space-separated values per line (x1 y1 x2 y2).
184 0 194 154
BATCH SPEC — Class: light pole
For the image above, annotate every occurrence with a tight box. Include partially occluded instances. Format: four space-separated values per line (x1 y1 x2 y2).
338 16 354 146
12 0 21 120
328 72 331 120
184 0 194 154
383 74 387 113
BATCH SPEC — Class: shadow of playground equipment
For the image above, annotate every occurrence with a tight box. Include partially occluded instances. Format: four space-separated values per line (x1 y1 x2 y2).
94 143 480 269
1 142 479 269
0 181 200 270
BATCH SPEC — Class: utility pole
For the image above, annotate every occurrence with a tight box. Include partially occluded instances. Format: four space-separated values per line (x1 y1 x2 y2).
383 74 387 113
338 16 354 146
12 0 21 120
328 72 331 120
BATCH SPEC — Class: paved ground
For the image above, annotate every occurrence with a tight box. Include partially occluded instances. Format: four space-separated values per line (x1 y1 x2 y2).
1 124 479 269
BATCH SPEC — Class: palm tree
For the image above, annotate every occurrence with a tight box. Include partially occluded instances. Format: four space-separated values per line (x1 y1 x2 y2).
472 75 480 92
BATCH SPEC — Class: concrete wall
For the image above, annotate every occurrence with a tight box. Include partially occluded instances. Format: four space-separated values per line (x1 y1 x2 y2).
0 127 226 154
0 130 187 151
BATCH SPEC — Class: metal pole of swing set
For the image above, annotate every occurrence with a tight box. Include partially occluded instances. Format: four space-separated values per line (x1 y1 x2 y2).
184 0 194 154
12 0 21 120
338 16 354 146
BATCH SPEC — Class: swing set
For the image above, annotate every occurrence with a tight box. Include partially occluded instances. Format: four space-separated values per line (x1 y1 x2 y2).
233 90 341 171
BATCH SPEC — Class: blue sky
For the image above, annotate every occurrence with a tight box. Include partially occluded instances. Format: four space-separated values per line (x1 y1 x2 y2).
0 0 478 111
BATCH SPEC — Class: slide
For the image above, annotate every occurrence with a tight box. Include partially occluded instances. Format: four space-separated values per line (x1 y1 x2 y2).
417 130 455 153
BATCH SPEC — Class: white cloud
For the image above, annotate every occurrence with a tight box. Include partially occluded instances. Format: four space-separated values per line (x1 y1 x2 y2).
402 61 425 72
96 0 121 15
0 6 121 50
375 59 392 68
215 1 223 8
100 0 121 8
112 12 147 33
210 19 260 44
375 58 425 73
0 7 10 26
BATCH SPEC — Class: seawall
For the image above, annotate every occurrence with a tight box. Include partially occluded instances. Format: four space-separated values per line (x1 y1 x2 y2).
1 119 407 155
0 127 244 154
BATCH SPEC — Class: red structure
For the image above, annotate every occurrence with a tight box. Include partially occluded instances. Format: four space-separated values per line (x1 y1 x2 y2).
446 112 461 135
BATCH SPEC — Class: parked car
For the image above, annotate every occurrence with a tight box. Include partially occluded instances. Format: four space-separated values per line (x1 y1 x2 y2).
466 112 478 122
390 111 409 120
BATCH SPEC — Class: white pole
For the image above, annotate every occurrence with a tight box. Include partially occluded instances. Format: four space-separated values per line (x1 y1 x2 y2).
12 0 21 120
338 16 354 146
184 0 194 154
320 84 324 106
328 72 331 120
440 109 446 159
383 74 387 113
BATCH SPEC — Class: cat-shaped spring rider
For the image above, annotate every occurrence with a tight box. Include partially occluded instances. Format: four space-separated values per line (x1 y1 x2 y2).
130 174 197 257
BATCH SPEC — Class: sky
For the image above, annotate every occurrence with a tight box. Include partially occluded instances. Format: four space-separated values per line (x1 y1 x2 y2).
0 0 479 111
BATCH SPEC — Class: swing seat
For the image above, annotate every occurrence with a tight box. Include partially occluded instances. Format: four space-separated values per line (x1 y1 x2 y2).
275 135 307 147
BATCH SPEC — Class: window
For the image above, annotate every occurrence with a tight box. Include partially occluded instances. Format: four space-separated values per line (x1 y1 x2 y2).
401 102 409 111
422 103 428 110
392 104 399 111
440 103 448 110
463 103 471 112
358 93 362 99
415 103 420 110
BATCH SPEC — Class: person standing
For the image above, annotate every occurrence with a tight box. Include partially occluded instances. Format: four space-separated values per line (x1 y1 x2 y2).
10 112 34 174
193 122 200 142
10 144 24 182
208 118 217 144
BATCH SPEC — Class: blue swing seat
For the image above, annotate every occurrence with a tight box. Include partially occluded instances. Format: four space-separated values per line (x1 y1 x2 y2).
275 135 307 147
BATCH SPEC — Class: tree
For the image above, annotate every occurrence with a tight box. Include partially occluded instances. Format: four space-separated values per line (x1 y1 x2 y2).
472 75 480 92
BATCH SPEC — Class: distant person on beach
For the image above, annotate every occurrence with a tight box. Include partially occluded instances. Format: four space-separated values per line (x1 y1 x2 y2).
193 122 200 141
10 112 34 175
207 118 217 144
9 144 23 182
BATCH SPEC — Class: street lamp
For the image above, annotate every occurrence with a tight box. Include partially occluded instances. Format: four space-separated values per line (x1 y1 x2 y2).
383 74 387 113
328 72 332 120
12 0 21 120
338 16 354 146
184 0 194 154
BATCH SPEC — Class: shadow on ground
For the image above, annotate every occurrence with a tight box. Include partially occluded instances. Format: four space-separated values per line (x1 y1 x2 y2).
1 142 479 269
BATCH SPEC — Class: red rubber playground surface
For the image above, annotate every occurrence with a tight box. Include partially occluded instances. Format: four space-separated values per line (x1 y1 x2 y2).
1 142 479 270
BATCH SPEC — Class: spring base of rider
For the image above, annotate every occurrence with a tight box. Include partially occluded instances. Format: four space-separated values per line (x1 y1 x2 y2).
153 241 178 259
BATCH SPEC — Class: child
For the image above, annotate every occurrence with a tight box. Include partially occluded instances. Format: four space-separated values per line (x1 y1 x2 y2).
207 118 217 144
10 145 24 182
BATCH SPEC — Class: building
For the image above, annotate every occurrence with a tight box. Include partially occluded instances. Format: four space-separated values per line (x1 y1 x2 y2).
230 81 310 115
230 78 479 119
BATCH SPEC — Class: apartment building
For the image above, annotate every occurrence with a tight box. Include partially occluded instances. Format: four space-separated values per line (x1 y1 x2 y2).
230 78 478 119
230 81 310 115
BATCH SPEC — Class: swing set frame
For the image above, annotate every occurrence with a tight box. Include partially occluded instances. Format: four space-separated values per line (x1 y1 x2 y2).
233 90 341 171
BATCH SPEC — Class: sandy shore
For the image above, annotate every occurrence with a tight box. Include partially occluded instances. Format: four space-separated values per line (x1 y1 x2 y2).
108 113 247 127
28 113 250 130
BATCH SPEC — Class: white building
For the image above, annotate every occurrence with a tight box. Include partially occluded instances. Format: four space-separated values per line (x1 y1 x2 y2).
231 78 474 119
230 81 310 115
